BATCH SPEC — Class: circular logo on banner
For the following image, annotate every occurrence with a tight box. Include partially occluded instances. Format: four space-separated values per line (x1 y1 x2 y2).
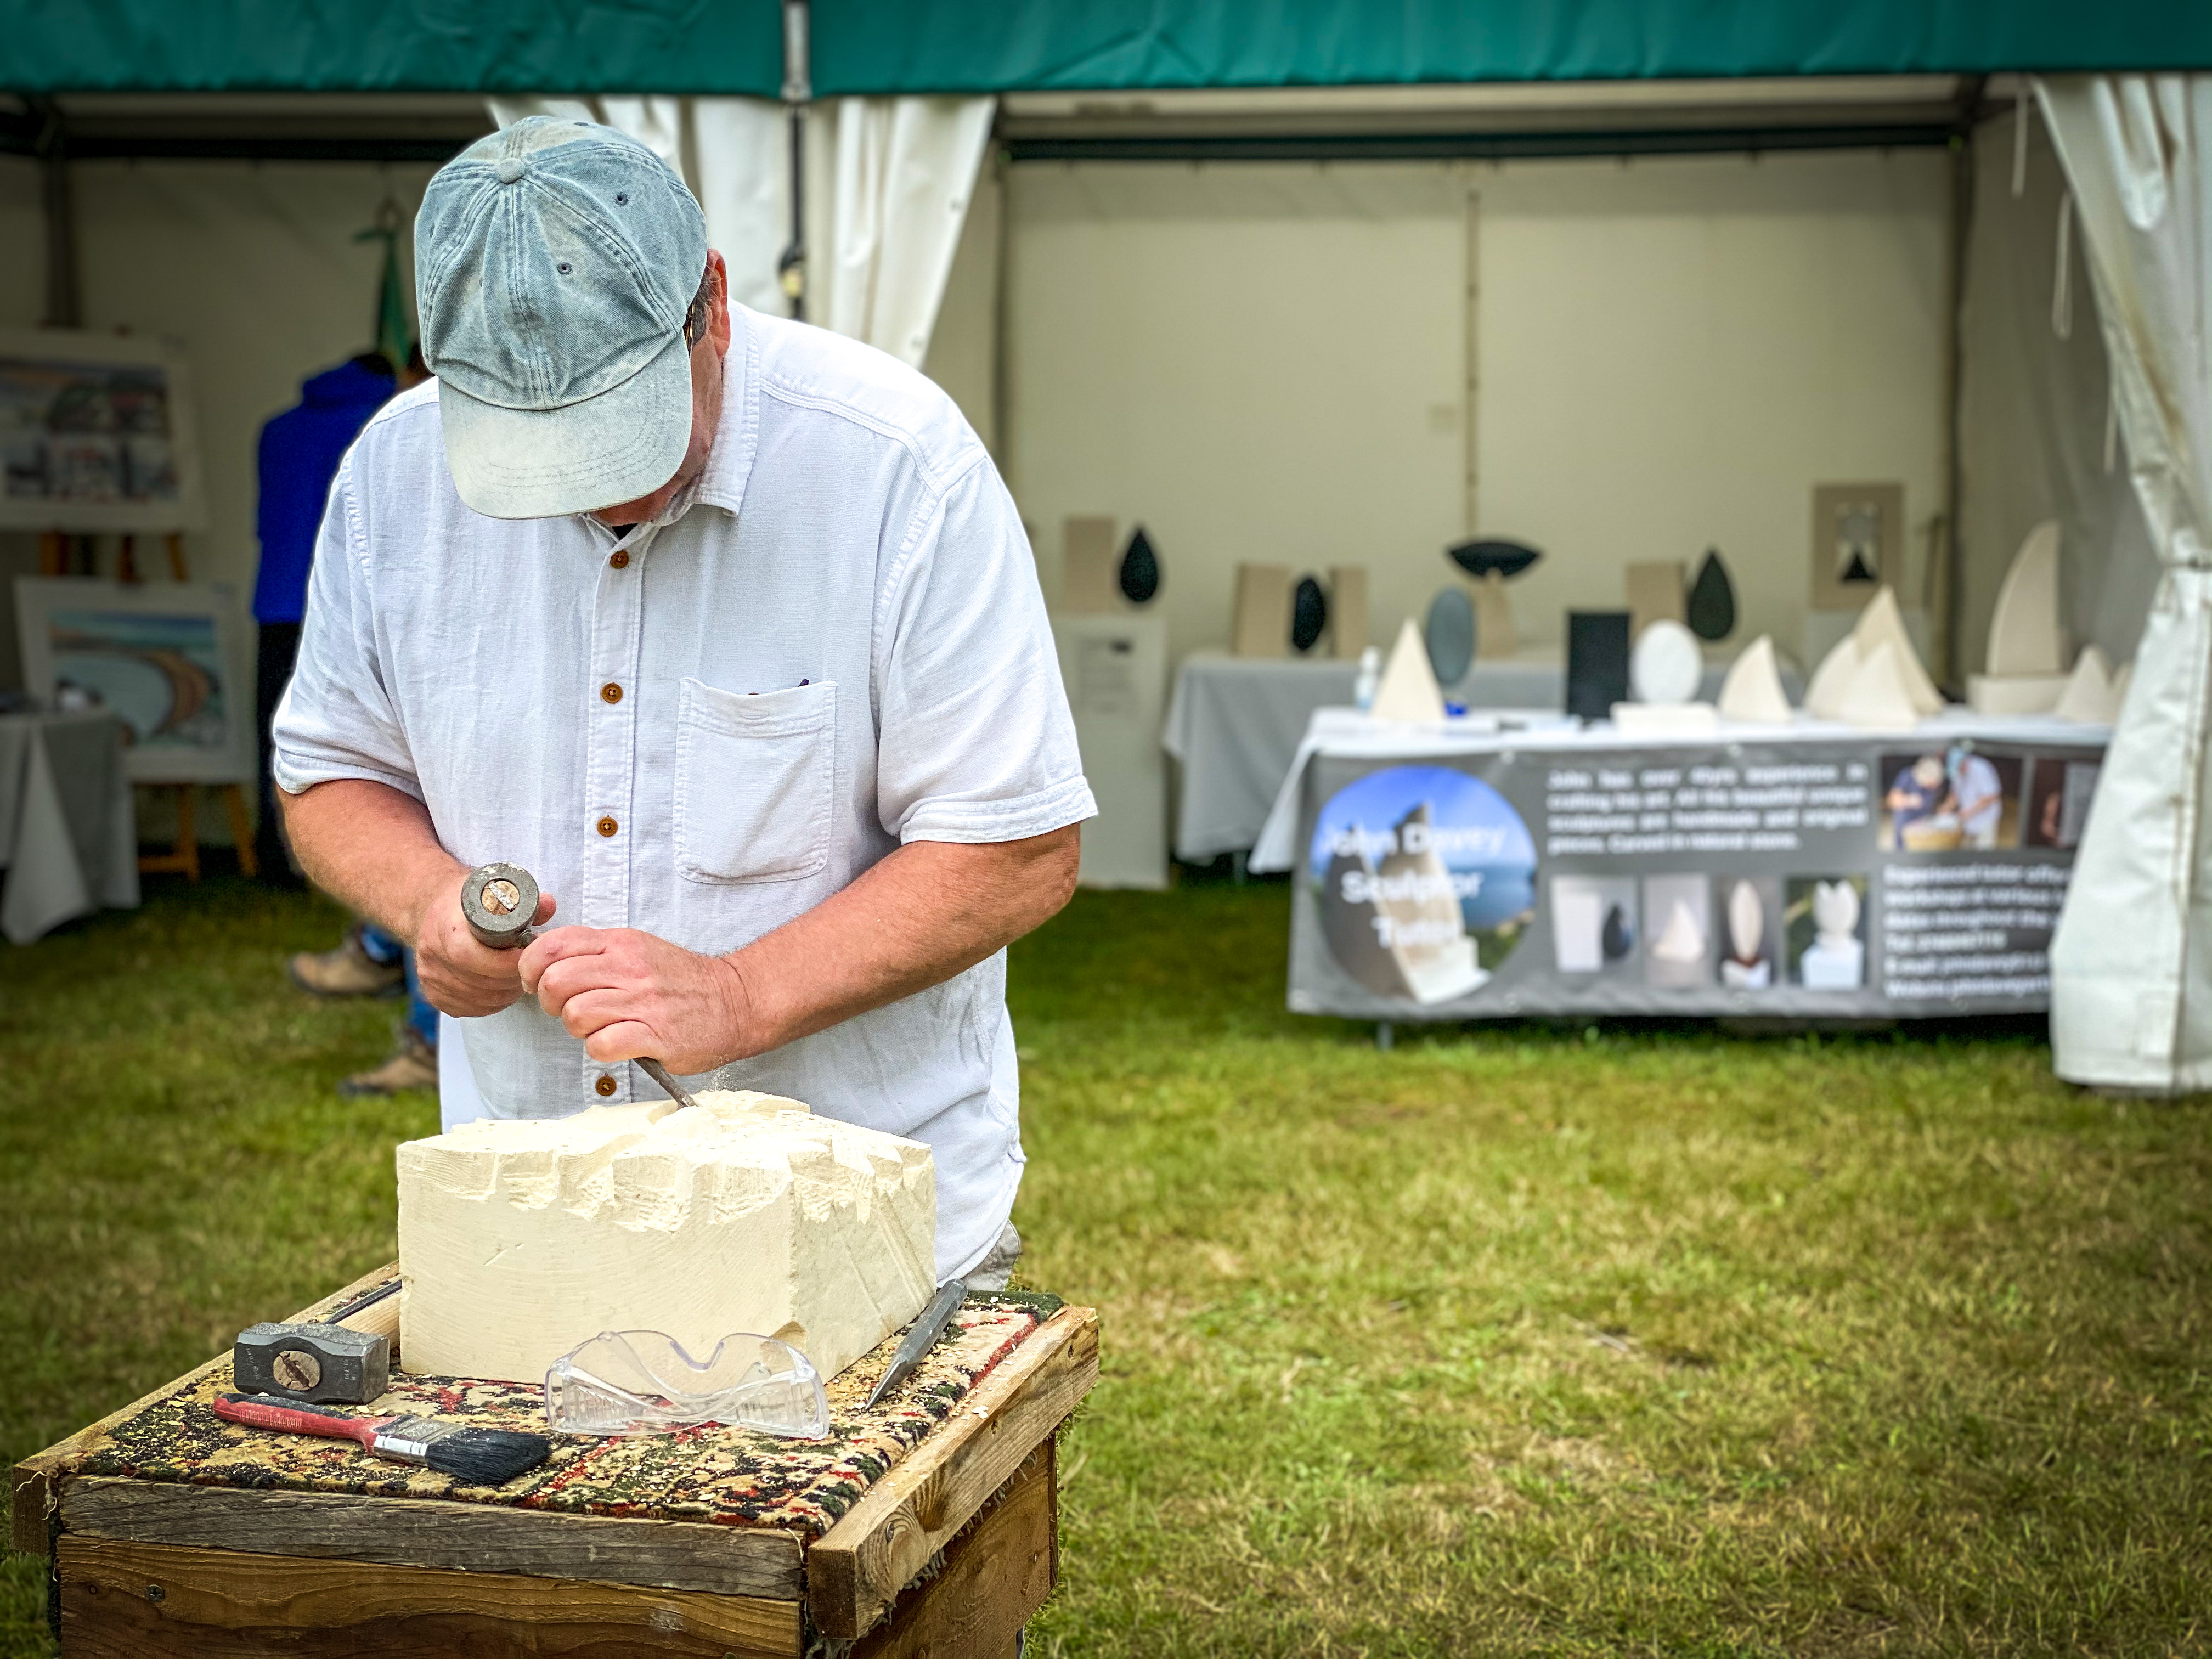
1308 765 1537 1004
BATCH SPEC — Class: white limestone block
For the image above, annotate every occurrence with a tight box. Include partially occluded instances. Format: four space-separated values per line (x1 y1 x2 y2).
1967 672 2069 715
1370 617 1447 723
1851 586 1944 716
1986 520 2067 675
398 1091 936 1386
1717 635 1795 723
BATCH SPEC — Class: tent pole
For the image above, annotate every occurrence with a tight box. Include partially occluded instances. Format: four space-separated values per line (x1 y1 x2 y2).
778 0 810 323
31 98 80 329
1937 75 1987 693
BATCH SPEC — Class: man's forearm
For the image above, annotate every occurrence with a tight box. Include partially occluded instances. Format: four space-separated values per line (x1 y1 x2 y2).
729 826 1081 1054
521 823 1082 1073
279 778 466 940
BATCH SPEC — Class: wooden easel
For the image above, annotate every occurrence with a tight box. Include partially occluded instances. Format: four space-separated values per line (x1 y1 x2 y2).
48 531 265 882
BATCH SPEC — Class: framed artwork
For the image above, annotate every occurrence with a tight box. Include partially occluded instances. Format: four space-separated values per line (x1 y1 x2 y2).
13 577 254 783
1810 482 1903 611
0 328 206 532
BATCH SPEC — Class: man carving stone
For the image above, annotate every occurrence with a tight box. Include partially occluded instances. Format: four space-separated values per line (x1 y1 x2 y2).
273 118 1092 1288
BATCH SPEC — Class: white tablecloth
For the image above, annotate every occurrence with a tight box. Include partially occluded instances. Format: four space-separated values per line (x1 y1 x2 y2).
1161 650 1799 861
0 713 139 944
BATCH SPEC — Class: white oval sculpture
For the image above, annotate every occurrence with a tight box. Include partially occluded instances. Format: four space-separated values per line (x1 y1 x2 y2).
398 1091 936 1386
1630 618 1705 706
1801 881 1864 989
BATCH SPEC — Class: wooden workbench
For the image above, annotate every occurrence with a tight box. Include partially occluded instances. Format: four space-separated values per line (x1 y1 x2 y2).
11 1262 1099 1656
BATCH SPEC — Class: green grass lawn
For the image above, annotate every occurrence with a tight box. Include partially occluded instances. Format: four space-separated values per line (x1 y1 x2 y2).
4 878 2209 1656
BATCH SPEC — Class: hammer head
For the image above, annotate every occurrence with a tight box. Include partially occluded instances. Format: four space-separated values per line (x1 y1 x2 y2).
233 1323 391 1405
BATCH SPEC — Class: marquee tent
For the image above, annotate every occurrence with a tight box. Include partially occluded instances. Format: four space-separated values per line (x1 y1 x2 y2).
6 4 2212 1092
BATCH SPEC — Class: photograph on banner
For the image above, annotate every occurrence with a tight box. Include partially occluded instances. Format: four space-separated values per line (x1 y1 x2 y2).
1309 764 1537 1005
1785 876 1868 989
1713 876 1782 989
1550 874 1637 977
1643 873 1711 988
2024 755 2102 850
1878 741 2021 853
13 577 256 784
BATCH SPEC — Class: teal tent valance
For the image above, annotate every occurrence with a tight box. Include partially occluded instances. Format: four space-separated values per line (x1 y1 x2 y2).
812 1 2212 96
4 0 2208 97
0 0 783 97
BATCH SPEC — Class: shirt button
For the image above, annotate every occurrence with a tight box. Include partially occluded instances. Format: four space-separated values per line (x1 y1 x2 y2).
597 815 619 837
609 549 630 569
595 1075 617 1097
600 682 623 704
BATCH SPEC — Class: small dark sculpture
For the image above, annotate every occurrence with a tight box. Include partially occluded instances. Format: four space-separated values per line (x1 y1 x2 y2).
1290 575 1328 653
1446 538 1542 580
1602 904 1635 961
1118 526 1160 605
1686 548 1736 641
1424 586 1475 685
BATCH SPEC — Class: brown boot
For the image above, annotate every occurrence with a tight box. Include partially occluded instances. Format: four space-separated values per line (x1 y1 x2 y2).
290 927 404 998
338 1027 438 1098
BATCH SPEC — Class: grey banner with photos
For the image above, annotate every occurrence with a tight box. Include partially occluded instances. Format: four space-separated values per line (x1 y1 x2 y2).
1288 730 2108 1022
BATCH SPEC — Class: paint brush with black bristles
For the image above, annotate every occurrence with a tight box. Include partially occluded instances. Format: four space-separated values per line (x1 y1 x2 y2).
213 1392 550 1485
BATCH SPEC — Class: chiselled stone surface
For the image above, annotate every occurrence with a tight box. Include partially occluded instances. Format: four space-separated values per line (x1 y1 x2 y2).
399 1091 935 1385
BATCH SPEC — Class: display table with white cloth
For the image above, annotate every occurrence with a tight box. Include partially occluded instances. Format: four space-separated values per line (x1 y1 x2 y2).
1164 651 1797 862
1254 706 2107 1023
0 712 138 945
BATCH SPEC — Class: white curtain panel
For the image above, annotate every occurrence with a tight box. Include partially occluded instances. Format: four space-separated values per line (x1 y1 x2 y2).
2038 76 2212 1091
487 95 993 366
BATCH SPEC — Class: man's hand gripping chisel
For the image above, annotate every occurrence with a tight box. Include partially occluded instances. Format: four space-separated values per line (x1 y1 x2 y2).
460 861 700 1111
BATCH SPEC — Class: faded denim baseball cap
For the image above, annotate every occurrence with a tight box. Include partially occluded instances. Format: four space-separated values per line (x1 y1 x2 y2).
416 117 708 519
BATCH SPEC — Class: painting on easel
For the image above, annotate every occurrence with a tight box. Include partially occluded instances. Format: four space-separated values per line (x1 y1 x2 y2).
0 328 206 533
12 578 254 785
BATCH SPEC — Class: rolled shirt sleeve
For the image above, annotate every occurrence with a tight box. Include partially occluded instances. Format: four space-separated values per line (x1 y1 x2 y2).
269 454 424 802
872 460 1097 845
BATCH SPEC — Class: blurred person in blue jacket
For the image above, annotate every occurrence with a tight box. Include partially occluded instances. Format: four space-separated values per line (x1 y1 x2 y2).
263 347 442 1097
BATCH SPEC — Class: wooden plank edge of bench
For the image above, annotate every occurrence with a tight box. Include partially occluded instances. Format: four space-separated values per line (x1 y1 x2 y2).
57 1534 803 1659
808 1304 1099 1639
61 1479 804 1602
849 1442 1056 1659
10 1259 405 1556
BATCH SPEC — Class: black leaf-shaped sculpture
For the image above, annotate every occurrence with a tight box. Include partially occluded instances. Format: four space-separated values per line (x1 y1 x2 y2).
1118 526 1160 605
1602 904 1635 961
1290 575 1328 653
1686 548 1736 641
1424 586 1475 685
1446 538 1542 580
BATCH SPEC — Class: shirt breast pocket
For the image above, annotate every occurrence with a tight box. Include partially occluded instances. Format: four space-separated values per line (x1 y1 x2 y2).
674 678 837 884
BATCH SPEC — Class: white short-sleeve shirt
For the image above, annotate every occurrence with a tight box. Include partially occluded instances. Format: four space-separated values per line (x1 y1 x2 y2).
273 304 1096 1280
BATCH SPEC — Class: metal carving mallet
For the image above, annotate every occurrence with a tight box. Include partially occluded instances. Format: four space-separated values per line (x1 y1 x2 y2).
460 861 700 1111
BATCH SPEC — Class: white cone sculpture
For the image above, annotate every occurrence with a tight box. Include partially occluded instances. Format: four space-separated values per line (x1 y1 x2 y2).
2112 659 2134 713
1370 617 1447 723
1651 896 1706 964
1852 587 1944 716
1717 635 1794 723
1986 521 2067 674
1804 633 1861 721
2053 644 2121 724
1833 640 1922 731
